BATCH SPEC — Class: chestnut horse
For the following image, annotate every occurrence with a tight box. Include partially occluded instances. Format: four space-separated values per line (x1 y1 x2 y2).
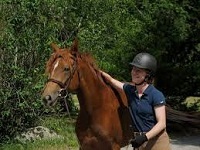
42 39 135 150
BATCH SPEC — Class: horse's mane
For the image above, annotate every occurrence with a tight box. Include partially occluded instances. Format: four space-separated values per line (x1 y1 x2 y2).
77 52 99 71
77 52 126 108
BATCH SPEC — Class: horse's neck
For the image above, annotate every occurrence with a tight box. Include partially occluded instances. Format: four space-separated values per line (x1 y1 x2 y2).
79 67 103 94
77 64 105 111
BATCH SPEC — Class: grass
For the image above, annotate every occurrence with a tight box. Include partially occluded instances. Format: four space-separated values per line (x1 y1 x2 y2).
0 94 80 150
1 96 199 150
0 114 79 150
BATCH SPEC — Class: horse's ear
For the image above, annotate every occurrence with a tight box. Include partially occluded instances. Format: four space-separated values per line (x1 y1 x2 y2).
51 43 60 52
71 38 78 52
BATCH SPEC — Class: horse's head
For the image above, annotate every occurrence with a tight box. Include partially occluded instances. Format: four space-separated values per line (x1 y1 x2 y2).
42 39 80 106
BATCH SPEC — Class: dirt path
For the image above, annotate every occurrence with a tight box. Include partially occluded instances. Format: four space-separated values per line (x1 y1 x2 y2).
170 135 200 150
121 134 200 150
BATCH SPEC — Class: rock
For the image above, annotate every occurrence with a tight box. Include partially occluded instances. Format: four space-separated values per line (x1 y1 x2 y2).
15 126 64 143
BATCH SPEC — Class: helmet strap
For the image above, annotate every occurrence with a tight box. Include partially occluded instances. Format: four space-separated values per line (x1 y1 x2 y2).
135 80 146 86
135 74 150 86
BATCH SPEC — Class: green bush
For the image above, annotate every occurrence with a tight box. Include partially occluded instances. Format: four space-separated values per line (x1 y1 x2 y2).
0 64 44 141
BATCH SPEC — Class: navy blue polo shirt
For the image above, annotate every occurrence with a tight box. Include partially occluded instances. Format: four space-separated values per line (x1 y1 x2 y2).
123 83 166 132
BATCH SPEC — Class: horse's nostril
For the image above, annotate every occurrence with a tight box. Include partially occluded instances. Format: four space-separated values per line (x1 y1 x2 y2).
43 95 51 104
45 95 51 101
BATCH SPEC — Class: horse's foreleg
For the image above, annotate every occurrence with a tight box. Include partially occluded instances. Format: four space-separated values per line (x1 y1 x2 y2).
80 136 114 150
80 136 99 150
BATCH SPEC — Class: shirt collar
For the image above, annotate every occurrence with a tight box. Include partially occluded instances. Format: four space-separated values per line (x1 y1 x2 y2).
143 84 153 95
132 84 154 96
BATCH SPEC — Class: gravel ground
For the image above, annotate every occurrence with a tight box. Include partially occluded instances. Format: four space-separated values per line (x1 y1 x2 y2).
121 134 200 150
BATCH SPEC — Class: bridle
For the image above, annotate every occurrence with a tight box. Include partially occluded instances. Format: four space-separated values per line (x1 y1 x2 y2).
47 56 78 99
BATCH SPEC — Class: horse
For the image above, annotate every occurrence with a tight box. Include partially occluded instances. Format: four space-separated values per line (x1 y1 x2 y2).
42 39 136 150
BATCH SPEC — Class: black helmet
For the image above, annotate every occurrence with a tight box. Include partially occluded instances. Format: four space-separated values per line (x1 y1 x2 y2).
130 52 157 74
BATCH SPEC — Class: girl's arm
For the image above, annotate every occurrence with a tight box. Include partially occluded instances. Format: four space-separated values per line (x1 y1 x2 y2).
145 105 167 140
100 71 124 90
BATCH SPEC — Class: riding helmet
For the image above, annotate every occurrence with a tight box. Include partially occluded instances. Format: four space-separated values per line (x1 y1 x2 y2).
130 52 157 74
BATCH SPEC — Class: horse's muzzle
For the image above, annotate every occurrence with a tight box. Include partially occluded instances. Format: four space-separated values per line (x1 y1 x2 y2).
42 89 68 106
42 94 58 106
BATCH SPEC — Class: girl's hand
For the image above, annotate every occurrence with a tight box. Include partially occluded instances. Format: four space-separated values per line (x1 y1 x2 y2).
100 70 112 83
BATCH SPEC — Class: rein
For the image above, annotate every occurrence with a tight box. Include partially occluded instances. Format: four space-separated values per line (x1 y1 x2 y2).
46 56 83 149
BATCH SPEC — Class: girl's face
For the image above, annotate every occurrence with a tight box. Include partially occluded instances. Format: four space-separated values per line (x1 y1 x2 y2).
131 66 147 84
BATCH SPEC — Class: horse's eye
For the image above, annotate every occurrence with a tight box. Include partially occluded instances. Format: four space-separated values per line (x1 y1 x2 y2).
64 66 70 72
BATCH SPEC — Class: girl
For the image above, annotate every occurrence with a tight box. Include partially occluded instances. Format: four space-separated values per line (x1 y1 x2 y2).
101 53 171 150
